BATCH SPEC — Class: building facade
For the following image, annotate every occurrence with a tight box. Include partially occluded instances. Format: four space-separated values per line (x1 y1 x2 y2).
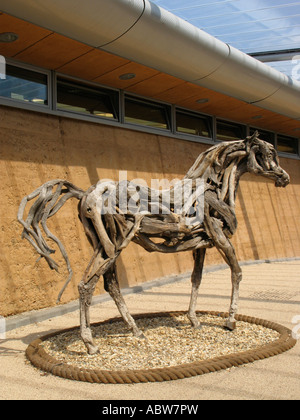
0 2 299 316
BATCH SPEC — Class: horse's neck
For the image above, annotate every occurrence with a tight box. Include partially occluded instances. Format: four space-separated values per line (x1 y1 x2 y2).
217 157 246 209
185 140 248 208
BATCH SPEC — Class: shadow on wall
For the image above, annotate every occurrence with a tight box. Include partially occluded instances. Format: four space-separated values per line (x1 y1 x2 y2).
236 171 300 262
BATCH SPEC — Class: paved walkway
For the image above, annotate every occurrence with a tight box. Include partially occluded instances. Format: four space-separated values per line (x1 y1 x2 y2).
0 260 299 400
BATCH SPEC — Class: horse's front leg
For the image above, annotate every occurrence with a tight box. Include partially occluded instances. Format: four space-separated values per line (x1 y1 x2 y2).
224 245 242 330
204 210 242 331
187 248 206 328
104 265 145 339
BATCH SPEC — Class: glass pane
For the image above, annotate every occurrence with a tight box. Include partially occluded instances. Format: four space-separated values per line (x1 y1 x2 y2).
217 120 246 141
176 110 211 138
57 78 118 119
0 64 48 105
125 97 170 130
250 128 275 146
277 135 298 154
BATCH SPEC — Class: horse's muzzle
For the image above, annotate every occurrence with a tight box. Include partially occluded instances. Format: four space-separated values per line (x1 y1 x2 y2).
275 171 290 188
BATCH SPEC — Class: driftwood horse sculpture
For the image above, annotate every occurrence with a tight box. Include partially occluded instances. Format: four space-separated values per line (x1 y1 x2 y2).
18 132 289 354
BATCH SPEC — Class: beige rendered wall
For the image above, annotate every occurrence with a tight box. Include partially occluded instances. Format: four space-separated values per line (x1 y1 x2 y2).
0 105 299 316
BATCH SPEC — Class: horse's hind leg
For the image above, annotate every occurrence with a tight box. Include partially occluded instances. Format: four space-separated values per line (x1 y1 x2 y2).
78 249 117 354
104 264 145 339
78 273 100 355
187 248 206 328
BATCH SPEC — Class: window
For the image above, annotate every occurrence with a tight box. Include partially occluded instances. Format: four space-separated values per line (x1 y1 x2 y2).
0 62 298 159
124 96 170 130
0 64 48 106
56 77 119 120
216 120 246 141
250 128 275 146
176 109 212 138
277 135 299 155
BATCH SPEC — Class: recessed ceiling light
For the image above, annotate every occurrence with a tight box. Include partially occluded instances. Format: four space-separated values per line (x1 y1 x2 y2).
0 32 19 43
196 98 209 104
119 73 136 80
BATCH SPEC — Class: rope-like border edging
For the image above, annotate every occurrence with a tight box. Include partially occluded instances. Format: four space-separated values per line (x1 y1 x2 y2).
25 311 297 384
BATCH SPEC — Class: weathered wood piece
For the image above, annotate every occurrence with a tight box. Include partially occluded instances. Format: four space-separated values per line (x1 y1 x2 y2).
18 132 290 354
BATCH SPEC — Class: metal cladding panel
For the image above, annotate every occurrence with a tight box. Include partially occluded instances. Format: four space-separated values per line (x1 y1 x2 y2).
102 1 300 117
197 45 291 104
103 1 231 81
0 0 145 47
256 85 300 121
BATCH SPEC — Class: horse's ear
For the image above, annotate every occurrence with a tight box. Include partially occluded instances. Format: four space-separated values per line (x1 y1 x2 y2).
245 130 259 152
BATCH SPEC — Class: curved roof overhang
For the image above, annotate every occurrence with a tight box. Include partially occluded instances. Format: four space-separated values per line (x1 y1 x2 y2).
0 0 300 121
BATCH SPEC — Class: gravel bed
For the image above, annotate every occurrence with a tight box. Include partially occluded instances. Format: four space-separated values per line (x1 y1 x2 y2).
41 314 280 371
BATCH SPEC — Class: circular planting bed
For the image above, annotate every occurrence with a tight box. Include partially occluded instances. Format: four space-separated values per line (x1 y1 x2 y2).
26 311 297 384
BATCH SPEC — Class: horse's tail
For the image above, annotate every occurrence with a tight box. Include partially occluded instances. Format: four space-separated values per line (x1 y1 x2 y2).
18 179 86 302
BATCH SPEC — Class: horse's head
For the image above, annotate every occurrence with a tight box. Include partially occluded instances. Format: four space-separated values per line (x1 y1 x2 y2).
245 132 290 187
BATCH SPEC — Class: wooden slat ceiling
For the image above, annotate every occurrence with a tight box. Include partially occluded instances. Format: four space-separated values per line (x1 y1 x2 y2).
1 12 300 137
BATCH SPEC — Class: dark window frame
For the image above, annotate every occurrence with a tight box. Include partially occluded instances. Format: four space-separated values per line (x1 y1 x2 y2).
277 134 299 155
56 76 119 121
0 63 50 107
124 95 171 132
175 108 213 139
216 119 247 142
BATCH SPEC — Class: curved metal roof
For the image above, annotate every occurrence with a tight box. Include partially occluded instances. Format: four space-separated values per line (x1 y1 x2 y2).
1 0 299 120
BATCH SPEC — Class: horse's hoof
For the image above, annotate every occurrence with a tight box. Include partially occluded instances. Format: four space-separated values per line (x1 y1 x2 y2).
87 344 99 355
224 321 236 331
133 330 146 340
187 313 201 329
192 324 202 330
189 320 202 330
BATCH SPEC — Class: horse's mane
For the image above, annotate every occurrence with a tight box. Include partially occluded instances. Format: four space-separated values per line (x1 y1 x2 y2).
185 140 246 181
184 139 248 209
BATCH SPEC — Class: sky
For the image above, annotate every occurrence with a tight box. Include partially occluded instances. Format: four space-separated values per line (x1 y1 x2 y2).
150 0 300 79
